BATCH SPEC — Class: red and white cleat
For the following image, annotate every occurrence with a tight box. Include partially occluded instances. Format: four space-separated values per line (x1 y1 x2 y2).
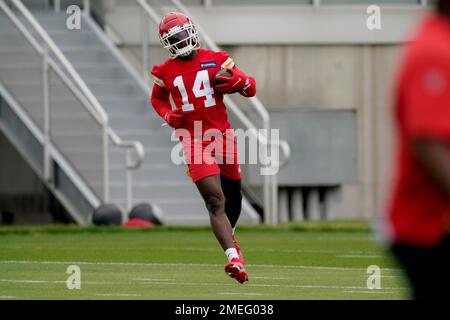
232 234 244 263
225 257 248 284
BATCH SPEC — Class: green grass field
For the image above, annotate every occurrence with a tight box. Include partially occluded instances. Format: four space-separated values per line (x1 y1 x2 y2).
0 220 410 300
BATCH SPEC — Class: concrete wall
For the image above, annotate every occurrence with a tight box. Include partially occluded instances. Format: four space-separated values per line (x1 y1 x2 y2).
241 44 399 219
104 4 424 45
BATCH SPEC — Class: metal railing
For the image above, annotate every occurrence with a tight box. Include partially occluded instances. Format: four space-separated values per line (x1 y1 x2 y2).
0 0 144 212
137 0 291 224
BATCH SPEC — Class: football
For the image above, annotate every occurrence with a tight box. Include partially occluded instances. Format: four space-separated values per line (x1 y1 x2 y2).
214 69 233 85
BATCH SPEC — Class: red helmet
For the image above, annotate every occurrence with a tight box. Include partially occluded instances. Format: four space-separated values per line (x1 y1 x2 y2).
158 12 200 59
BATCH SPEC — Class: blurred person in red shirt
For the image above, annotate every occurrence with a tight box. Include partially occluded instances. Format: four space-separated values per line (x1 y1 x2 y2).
387 0 450 300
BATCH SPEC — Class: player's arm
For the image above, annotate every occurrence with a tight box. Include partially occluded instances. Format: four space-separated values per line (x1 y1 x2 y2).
234 67 256 97
150 83 183 128
215 54 256 97
412 139 450 198
230 66 256 97
215 67 256 97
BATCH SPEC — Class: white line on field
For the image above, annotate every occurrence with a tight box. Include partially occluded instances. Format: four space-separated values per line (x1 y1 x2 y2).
0 260 402 272
0 295 16 299
217 292 271 296
132 279 406 291
0 245 382 256
95 293 140 297
0 278 176 286
158 247 382 255
249 283 403 290
133 278 175 282
343 290 398 294
336 255 384 259
0 279 66 284
248 248 380 255
0 279 116 285
316 236 372 241
0 278 407 291
252 277 290 280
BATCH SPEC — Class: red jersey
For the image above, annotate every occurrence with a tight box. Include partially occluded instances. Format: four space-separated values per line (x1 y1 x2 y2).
151 48 236 135
388 14 450 247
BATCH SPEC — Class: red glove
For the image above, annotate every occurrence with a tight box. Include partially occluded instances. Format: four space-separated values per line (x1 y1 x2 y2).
215 68 248 94
164 109 183 128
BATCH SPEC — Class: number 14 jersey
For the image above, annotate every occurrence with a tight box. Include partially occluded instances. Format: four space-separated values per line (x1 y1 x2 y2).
151 48 235 136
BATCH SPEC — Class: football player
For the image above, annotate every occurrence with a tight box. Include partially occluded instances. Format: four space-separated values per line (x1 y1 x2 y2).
150 12 256 284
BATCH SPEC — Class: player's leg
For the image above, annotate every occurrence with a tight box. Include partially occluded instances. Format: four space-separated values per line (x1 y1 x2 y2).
220 176 245 262
391 243 428 299
195 174 248 283
218 130 246 264
218 130 243 229
185 138 237 253
195 174 234 251
391 239 450 300
220 176 242 229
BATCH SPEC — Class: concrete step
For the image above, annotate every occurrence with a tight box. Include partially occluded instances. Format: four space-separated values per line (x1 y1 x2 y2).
62 148 174 167
0 64 134 90
62 47 118 64
30 11 72 23
47 31 100 46
1 91 150 124
0 66 43 82
79 165 187 183
77 64 133 79
109 115 162 130
0 33 39 48
0 63 130 80
49 114 161 132
115 199 208 224
51 126 169 138
36 19 93 33
23 111 162 130
97 98 151 114
103 183 200 201
0 51 44 66
51 132 104 149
